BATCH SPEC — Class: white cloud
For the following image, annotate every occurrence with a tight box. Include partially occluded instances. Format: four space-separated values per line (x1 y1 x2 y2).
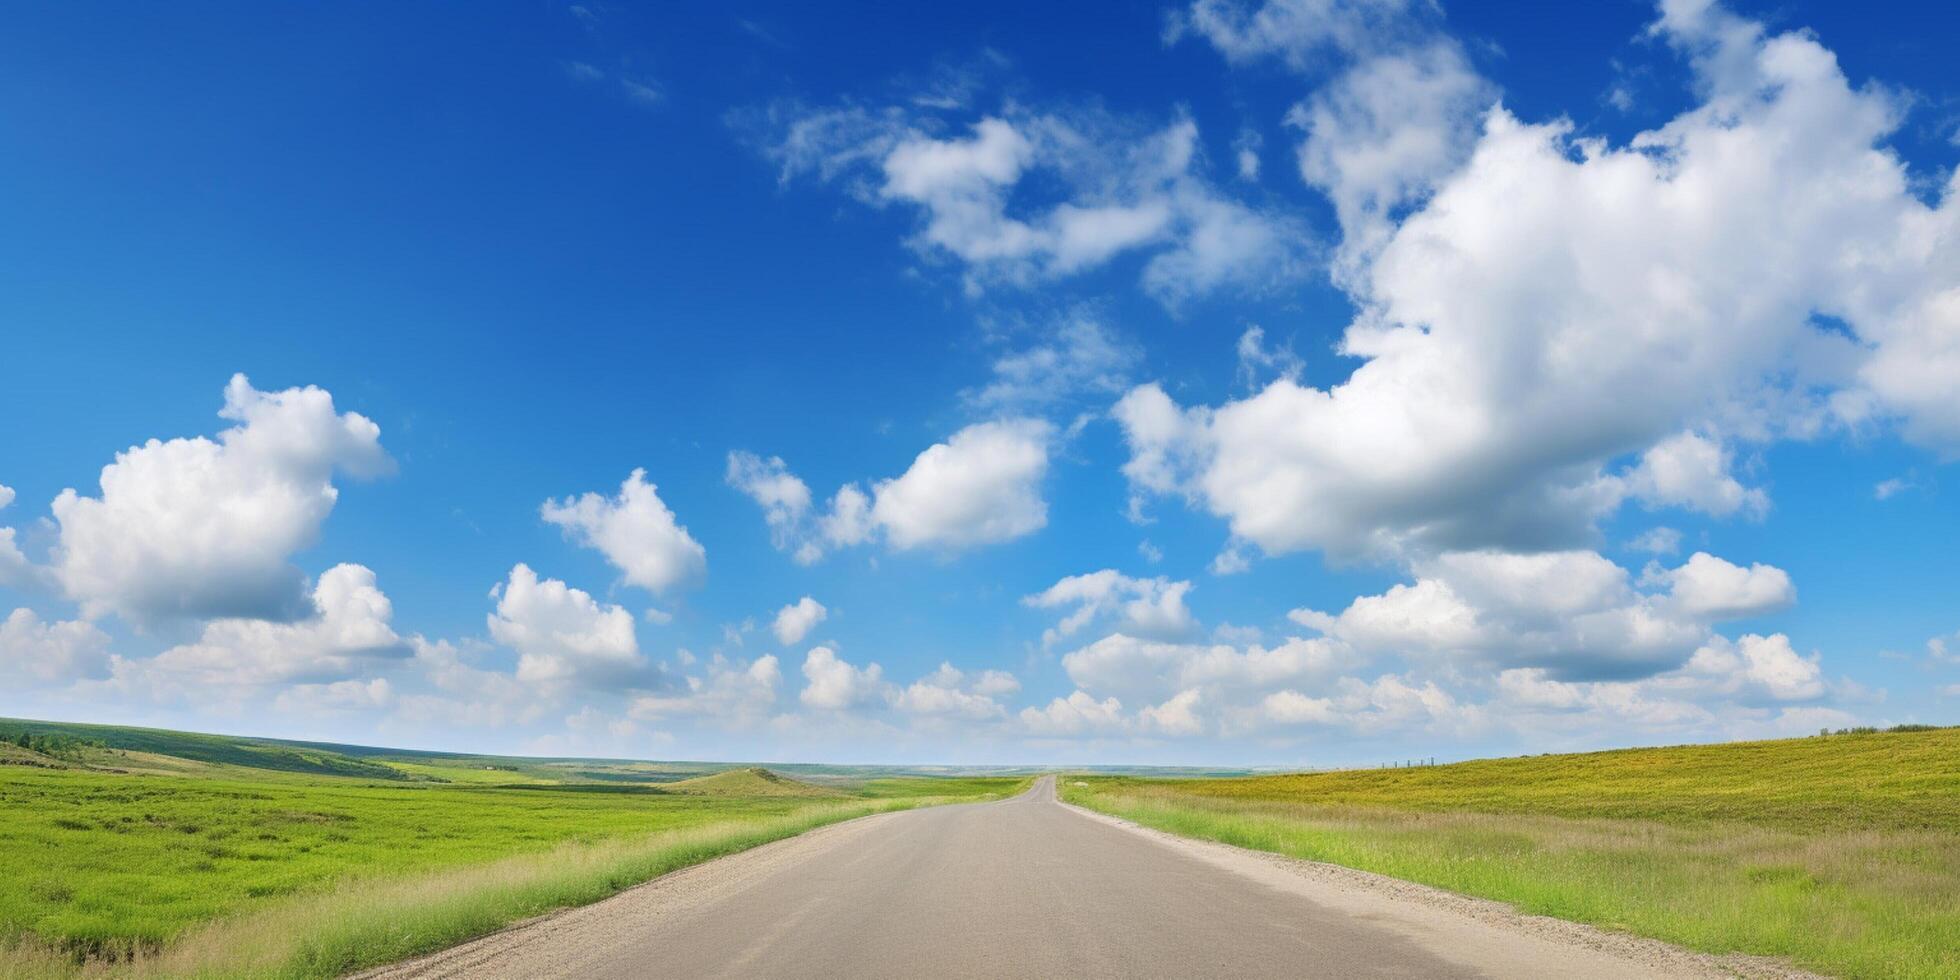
1061 632 1356 706
272 678 395 716
726 451 817 561
0 608 112 684
1173 2 1493 277
870 419 1052 550
798 646 889 710
1234 326 1304 389
1479 631 1827 739
1018 690 1128 736
970 668 1022 697
1929 631 1959 665
892 662 1015 720
49 374 390 623
0 526 45 593
1014 550 1830 744
631 653 780 725
398 636 551 731
1627 526 1684 555
1873 476 1916 500
1674 633 1824 702
1208 544 1251 576
1167 0 1414 68
1620 432 1768 518
1024 569 1196 647
1660 552 1795 619
542 469 705 595
732 419 1051 561
143 563 408 688
1120 3 1960 562
772 596 828 646
1293 549 1794 680
1139 688 1205 735
818 484 876 551
761 100 1305 305
1253 674 1468 736
1288 40 1495 274
1233 128 1262 181
963 314 1140 412
486 564 648 687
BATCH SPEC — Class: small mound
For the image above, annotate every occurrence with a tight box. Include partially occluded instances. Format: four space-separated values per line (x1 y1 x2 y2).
660 767 845 798
0 741 70 769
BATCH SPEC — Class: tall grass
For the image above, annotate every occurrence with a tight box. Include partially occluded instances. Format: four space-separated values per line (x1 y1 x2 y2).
0 797 943 979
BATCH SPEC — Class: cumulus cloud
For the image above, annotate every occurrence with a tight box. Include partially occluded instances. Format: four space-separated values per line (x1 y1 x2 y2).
1288 40 1494 274
1658 552 1795 620
1139 688 1205 735
1061 632 1356 705
1251 674 1467 736
756 97 1305 305
486 564 649 687
733 419 1051 560
1671 633 1824 702
143 563 408 688
1619 432 1768 519
1023 569 1196 647
892 662 1017 720
799 646 890 710
49 374 390 623
1480 632 1827 738
0 608 113 684
1120 2 1960 563
872 419 1053 549
1018 690 1128 736
542 469 706 594
772 596 828 646
1291 549 1793 680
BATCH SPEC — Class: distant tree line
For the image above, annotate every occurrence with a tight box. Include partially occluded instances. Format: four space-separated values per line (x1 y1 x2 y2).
1816 723 1949 736
3 729 106 758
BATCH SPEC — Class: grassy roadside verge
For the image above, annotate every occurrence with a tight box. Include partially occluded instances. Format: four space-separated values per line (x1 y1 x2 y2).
1060 732 1957 980
2 787 1015 979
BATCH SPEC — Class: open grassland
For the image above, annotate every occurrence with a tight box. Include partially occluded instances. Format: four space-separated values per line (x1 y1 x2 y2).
0 720 1024 978
1063 727 1960 980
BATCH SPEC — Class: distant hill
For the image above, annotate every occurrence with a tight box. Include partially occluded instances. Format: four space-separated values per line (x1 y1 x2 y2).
1094 724 1960 832
0 717 410 780
660 767 847 798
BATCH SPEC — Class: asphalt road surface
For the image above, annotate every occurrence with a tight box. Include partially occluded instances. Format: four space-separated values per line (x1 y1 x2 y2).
366 777 1763 979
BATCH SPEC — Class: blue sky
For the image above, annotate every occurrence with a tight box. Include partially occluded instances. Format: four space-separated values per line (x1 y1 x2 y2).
1 0 1956 766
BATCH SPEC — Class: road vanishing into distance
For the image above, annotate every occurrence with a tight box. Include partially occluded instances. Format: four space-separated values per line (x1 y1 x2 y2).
368 777 1754 979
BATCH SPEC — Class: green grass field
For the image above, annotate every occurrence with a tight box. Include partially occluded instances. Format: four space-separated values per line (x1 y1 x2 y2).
0 718 1024 978
1063 727 1960 980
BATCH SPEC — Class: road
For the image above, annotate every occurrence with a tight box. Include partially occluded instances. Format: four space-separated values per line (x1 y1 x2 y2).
367 777 1761 979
